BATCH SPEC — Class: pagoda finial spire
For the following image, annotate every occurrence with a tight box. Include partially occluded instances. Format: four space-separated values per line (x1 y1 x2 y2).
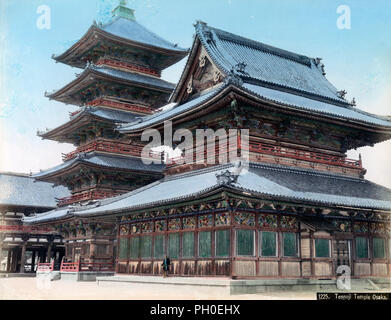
112 0 135 21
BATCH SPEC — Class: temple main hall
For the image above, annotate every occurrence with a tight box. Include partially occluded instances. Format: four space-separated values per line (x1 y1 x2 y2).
8 1 391 281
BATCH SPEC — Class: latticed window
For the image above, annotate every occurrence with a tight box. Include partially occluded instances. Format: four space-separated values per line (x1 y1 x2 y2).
198 231 211 257
283 232 298 257
119 238 128 260
236 229 254 256
260 231 277 257
215 230 230 257
129 237 139 259
153 234 165 258
355 237 368 259
182 232 194 258
373 237 385 259
140 236 152 258
168 233 180 258
315 239 330 258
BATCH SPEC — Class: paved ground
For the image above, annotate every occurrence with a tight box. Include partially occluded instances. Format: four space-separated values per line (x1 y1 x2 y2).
0 277 317 300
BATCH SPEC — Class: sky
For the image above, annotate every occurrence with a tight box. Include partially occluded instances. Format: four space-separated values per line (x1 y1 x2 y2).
0 0 390 187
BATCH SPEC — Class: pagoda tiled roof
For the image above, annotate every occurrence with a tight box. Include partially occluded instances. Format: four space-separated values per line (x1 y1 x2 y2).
33 152 164 180
39 107 140 141
118 85 224 132
52 17 188 69
24 162 391 224
99 17 187 53
0 172 69 209
46 65 175 105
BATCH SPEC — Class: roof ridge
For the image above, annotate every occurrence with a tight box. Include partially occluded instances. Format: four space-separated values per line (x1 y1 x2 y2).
205 24 312 67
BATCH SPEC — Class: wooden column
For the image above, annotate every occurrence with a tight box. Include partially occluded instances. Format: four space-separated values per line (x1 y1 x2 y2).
46 236 54 263
19 242 27 273
6 250 12 272
31 250 36 272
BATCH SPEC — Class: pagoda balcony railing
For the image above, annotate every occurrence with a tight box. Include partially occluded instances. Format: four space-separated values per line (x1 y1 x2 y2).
96 58 161 78
86 97 154 114
58 189 121 207
63 139 146 161
0 225 56 234
166 139 362 169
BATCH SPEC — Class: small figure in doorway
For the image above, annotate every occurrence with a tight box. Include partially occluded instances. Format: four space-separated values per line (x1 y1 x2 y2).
162 256 170 278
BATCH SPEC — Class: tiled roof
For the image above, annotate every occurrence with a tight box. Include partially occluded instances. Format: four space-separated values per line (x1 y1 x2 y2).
33 153 164 179
75 106 140 123
0 173 69 209
118 85 224 132
99 17 187 53
241 83 391 127
118 80 391 133
40 107 140 140
24 162 391 224
195 22 347 105
92 65 175 91
46 65 175 103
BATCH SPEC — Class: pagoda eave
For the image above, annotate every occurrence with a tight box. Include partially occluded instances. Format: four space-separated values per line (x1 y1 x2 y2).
34 153 164 183
46 66 175 106
53 24 188 70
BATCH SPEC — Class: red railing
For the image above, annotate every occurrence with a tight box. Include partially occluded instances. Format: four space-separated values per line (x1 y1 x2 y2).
248 141 361 168
37 261 54 272
63 139 145 161
60 261 114 272
86 97 154 114
96 58 161 78
63 138 161 162
0 225 55 234
60 261 80 272
58 189 122 207
166 139 362 169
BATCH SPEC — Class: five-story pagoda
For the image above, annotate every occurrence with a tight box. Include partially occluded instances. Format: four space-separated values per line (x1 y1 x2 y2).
32 1 188 271
36 1 188 207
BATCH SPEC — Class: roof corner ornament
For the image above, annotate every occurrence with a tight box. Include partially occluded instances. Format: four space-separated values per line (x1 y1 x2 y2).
231 62 248 75
216 170 238 186
350 97 356 106
320 64 326 75
204 30 214 44
337 90 347 99
315 57 322 66
223 73 243 86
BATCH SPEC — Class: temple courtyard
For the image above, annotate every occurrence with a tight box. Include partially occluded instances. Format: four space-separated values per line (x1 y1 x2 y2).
1 276 390 300
0 277 316 300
